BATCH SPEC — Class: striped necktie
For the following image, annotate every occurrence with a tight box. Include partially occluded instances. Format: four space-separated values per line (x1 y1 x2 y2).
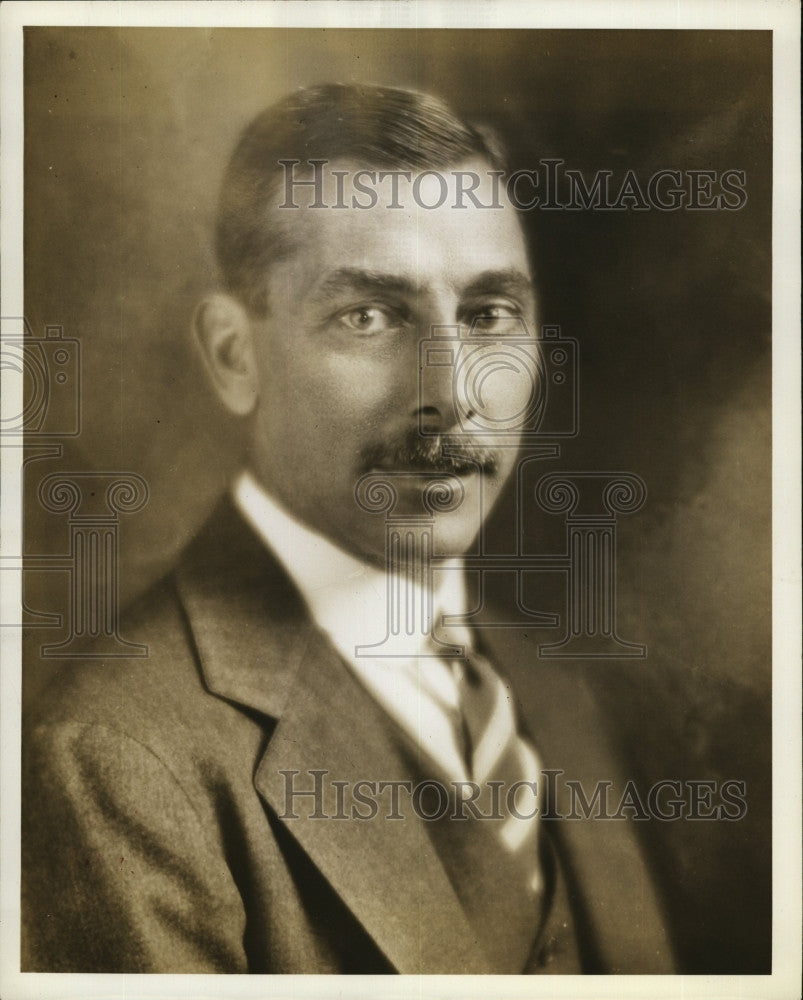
454 647 545 878
421 619 551 970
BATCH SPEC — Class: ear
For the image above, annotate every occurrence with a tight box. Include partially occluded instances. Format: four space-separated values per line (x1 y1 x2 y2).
193 293 259 417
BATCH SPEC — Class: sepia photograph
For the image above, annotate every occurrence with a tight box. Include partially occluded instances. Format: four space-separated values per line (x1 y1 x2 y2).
1 3 799 997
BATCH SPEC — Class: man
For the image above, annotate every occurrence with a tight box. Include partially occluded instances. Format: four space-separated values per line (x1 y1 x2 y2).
21 84 744 974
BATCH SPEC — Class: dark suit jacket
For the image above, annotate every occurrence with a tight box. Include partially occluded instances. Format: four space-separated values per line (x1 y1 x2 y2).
21 498 769 974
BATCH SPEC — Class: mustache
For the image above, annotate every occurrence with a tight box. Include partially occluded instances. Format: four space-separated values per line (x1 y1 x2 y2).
360 429 499 476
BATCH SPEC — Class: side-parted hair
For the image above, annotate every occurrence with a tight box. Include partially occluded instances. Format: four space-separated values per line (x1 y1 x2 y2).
215 83 508 315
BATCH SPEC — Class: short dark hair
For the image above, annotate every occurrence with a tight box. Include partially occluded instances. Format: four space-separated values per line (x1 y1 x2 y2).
215 83 508 315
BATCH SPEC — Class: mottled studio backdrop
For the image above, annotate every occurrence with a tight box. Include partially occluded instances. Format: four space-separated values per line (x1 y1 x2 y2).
21 27 772 970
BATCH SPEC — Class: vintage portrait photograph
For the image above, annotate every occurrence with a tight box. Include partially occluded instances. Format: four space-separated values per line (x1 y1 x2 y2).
1 3 799 998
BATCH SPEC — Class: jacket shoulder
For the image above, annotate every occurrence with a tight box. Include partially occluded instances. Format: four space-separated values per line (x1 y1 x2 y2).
24 570 256 770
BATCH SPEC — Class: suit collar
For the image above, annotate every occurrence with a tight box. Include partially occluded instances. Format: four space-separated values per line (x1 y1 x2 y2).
175 495 317 720
175 497 492 973
232 469 470 663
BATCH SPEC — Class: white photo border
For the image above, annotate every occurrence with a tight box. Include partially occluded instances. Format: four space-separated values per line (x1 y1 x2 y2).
1 3 799 999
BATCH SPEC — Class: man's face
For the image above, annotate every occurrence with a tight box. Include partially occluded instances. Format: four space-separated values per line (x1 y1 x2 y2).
247 158 537 565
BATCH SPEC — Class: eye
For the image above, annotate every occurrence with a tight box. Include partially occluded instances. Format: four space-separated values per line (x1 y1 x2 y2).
468 301 524 335
336 305 396 334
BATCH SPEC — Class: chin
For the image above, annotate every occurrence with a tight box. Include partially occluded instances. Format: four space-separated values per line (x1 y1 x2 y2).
339 469 501 566
337 509 482 570
431 512 485 559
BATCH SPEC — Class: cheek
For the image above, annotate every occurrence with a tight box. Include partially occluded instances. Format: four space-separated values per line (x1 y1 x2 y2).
457 345 541 431
325 354 402 419
258 346 400 435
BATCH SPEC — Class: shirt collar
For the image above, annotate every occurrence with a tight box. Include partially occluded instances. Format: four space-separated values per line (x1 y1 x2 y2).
231 470 467 664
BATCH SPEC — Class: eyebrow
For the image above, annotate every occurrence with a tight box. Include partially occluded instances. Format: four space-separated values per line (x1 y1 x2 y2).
311 268 418 302
311 266 534 304
461 269 534 300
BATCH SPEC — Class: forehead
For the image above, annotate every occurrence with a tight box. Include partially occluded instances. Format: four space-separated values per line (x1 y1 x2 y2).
269 157 531 294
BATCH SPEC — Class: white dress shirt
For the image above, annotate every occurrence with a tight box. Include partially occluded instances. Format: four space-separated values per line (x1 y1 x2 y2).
232 470 473 782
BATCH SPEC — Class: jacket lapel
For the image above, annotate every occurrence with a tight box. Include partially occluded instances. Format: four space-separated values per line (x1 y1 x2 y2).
175 498 491 974
480 625 677 974
255 629 491 974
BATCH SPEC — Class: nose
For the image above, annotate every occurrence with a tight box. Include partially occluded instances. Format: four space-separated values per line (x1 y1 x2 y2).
409 286 478 432
417 358 458 432
414 324 477 434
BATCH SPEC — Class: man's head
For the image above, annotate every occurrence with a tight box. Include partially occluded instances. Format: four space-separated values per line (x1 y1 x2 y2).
195 83 539 565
